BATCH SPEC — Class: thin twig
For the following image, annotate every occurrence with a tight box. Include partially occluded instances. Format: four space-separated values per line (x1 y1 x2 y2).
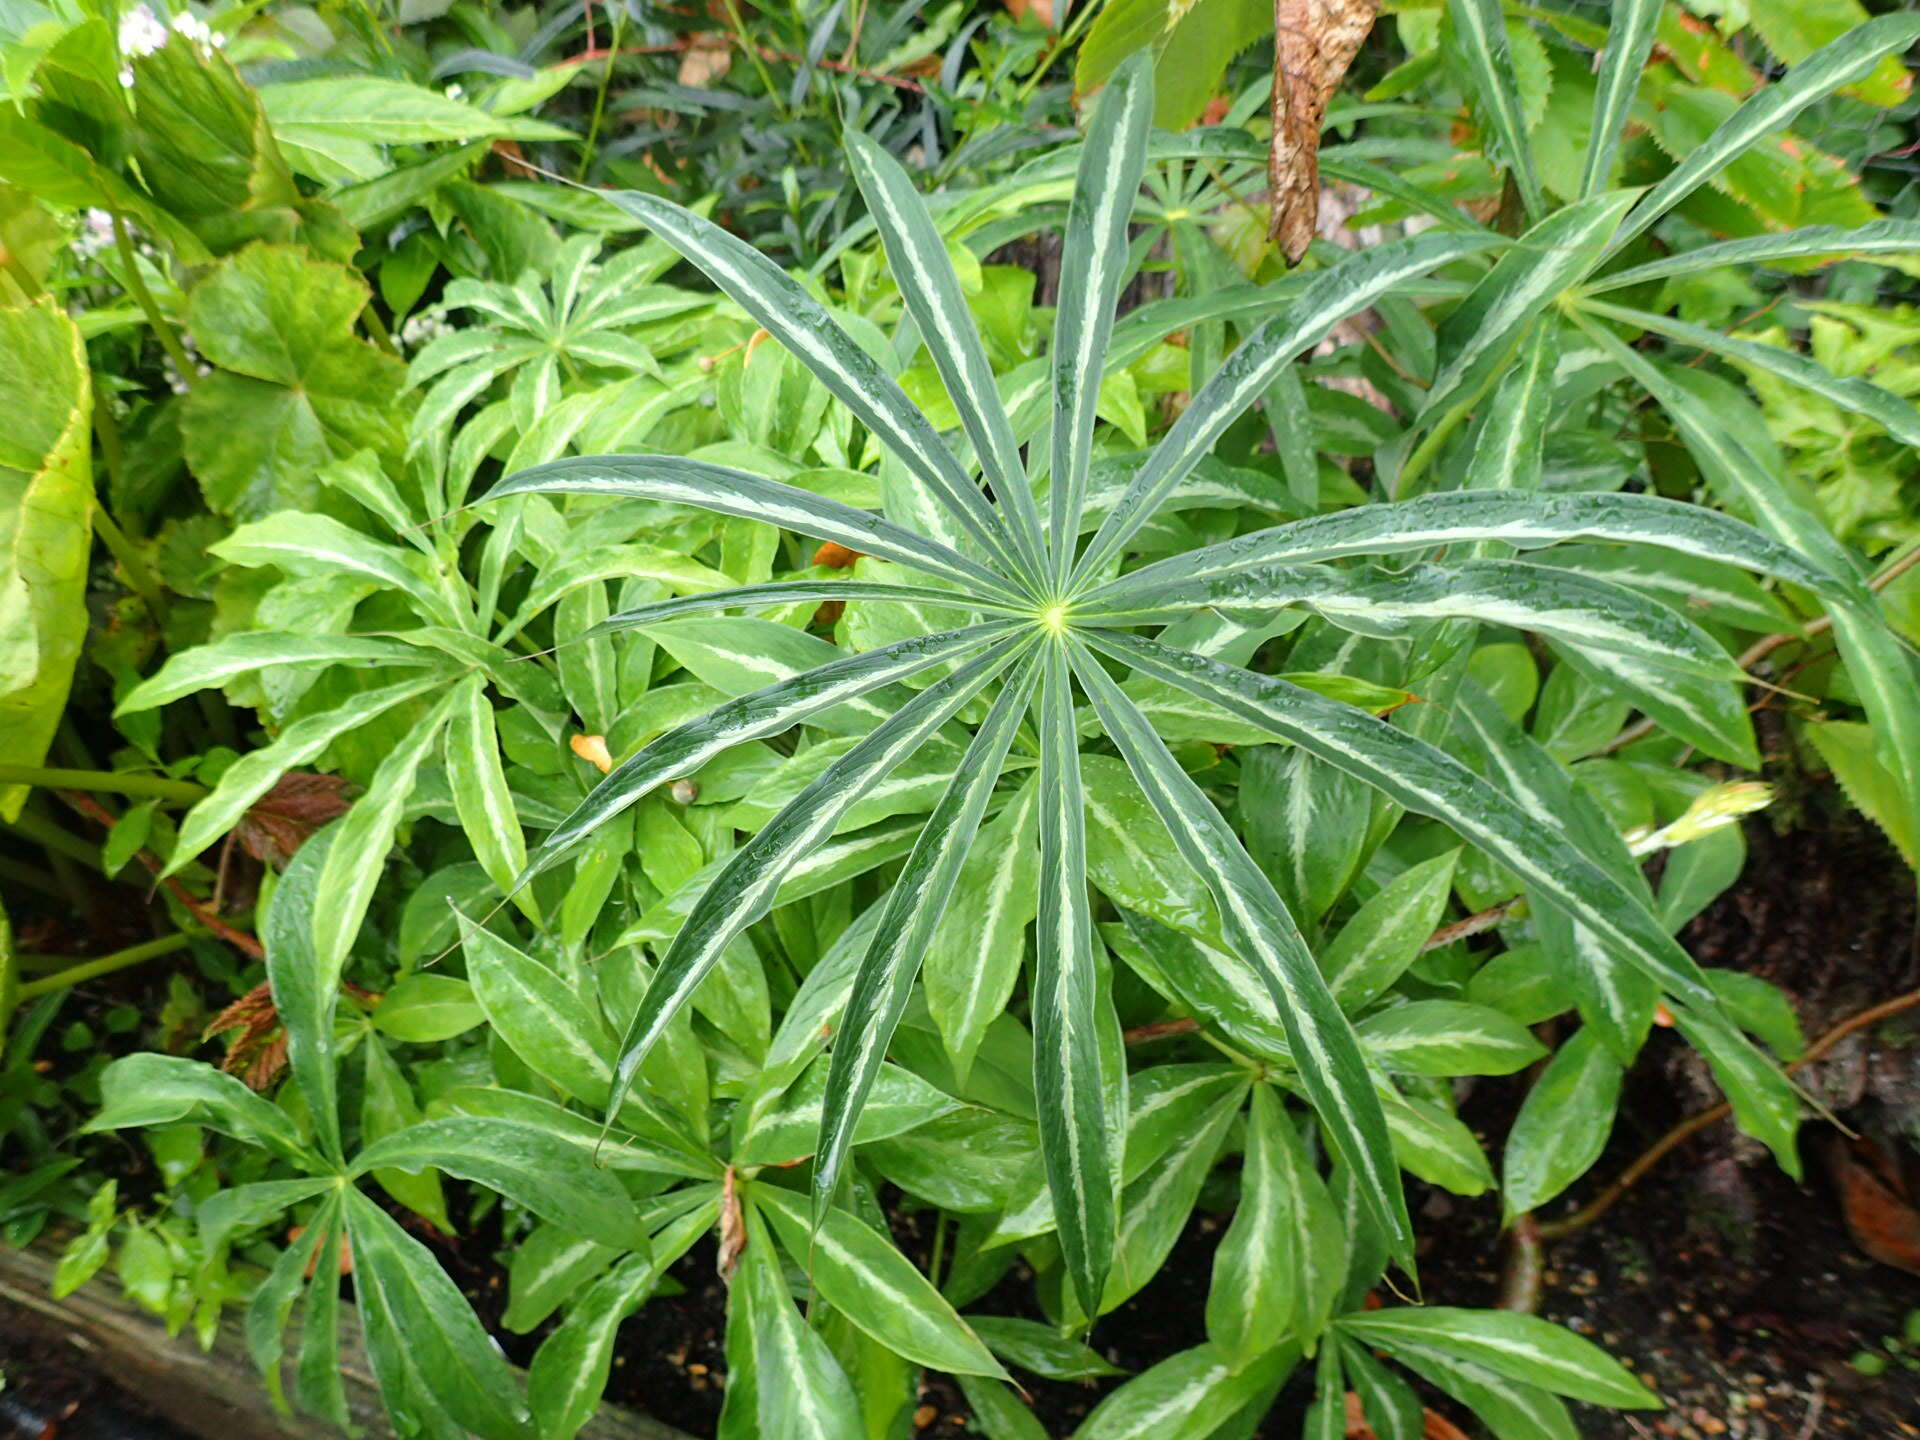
1536 987 1920 1240
58 791 265 959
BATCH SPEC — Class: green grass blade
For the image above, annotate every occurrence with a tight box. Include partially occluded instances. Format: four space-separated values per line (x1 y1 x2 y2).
487 454 1026 602
605 636 1028 1122
1578 0 1660 198
1611 14 1920 255
1071 232 1504 585
596 189 1036 586
1070 644 1415 1273
812 650 1038 1222
1032 640 1115 1316
1050 51 1155 589
844 131 1047 576
1447 0 1544 220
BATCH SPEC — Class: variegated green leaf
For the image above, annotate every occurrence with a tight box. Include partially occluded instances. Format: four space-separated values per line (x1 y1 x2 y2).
487 454 1026 601
606 637 1026 1122
1338 1307 1660 1409
1032 640 1117 1316
812 651 1037 1219
1586 219 1920 292
1070 644 1414 1273
1448 0 1544 220
1578 0 1661 198
595 190 1036 585
584 579 1026 639
1050 51 1154 586
1073 232 1504 584
1611 14 1920 254
446 675 534 919
845 130 1046 574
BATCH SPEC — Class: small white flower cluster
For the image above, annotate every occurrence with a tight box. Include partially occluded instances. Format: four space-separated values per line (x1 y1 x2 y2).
118 5 227 85
397 311 454 352
162 330 212 396
72 208 117 261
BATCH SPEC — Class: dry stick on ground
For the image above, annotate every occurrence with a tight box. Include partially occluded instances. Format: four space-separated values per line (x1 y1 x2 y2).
58 790 265 960
1532 986 1920 1243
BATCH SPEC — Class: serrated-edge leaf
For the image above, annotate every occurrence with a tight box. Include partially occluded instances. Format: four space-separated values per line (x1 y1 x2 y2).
1612 14 1920 254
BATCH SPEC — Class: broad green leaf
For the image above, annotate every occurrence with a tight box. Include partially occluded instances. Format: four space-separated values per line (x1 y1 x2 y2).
435 1085 714 1179
1587 219 1920 293
1032 641 1118 1316
1341 1337 1426 1440
1357 1001 1546 1077
352 1116 647 1250
1667 1001 1803 1176
82 1054 315 1168
361 1031 450 1233
755 1184 1006 1377
527 1201 717 1440
1208 1085 1346 1360
1613 14 1920 253
1340 1307 1660 1409
1242 746 1371 930
1322 850 1461 1009
1502 1027 1623 1220
736 1056 960 1167
1074 232 1503 582
212 510 447 618
263 826 344 1160
182 245 404 518
1050 51 1153 585
344 1188 531 1440
164 674 442 876
1102 1074 1242 1312
595 192 1033 586
956 1377 1051 1440
1071 1341 1300 1440
925 776 1041 1083
1390 1348 1577 1440
117 633 444 713
1071 645 1414 1272
865 1108 1041 1214
489 454 1024 600
734 1207 864 1440
311 690 456 979
523 625 1010 884
846 130 1045 571
503 1226 617 1335
814 653 1036 1218
446 676 535 919
607 638 1023 1120
1578 0 1660 197
1550 639 1755 767
966 1316 1126 1381
1448 0 1544 219
246 1200 331 1403
261 75 572 144
0 300 90 823
1378 1082 1494 1195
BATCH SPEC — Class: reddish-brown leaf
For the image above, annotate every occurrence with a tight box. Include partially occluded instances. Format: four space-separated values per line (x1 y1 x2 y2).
1269 0 1378 264
234 772 356 869
1827 1134 1920 1277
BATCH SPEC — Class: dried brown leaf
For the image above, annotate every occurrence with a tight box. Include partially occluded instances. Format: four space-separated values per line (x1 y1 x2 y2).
1828 1134 1920 1277
1269 0 1378 264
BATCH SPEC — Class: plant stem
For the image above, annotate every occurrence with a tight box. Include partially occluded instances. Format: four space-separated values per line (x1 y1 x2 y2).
90 507 172 629
18 933 192 1000
578 1 627 179
0 766 205 803
3 810 103 867
112 217 197 386
361 303 400 358
0 855 66 900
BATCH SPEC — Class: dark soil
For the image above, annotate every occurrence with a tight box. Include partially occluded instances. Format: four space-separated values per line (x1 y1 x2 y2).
0 1332 191 1440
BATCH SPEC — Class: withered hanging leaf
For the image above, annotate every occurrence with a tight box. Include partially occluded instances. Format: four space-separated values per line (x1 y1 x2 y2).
1270 0 1378 264
234 772 356 868
1827 1133 1920 1278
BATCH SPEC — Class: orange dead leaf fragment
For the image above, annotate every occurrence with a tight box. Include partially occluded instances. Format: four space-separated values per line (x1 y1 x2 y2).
678 32 732 87
814 541 862 568
571 734 614 774
1827 1134 1920 1277
717 1166 746 1283
1269 0 1378 264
